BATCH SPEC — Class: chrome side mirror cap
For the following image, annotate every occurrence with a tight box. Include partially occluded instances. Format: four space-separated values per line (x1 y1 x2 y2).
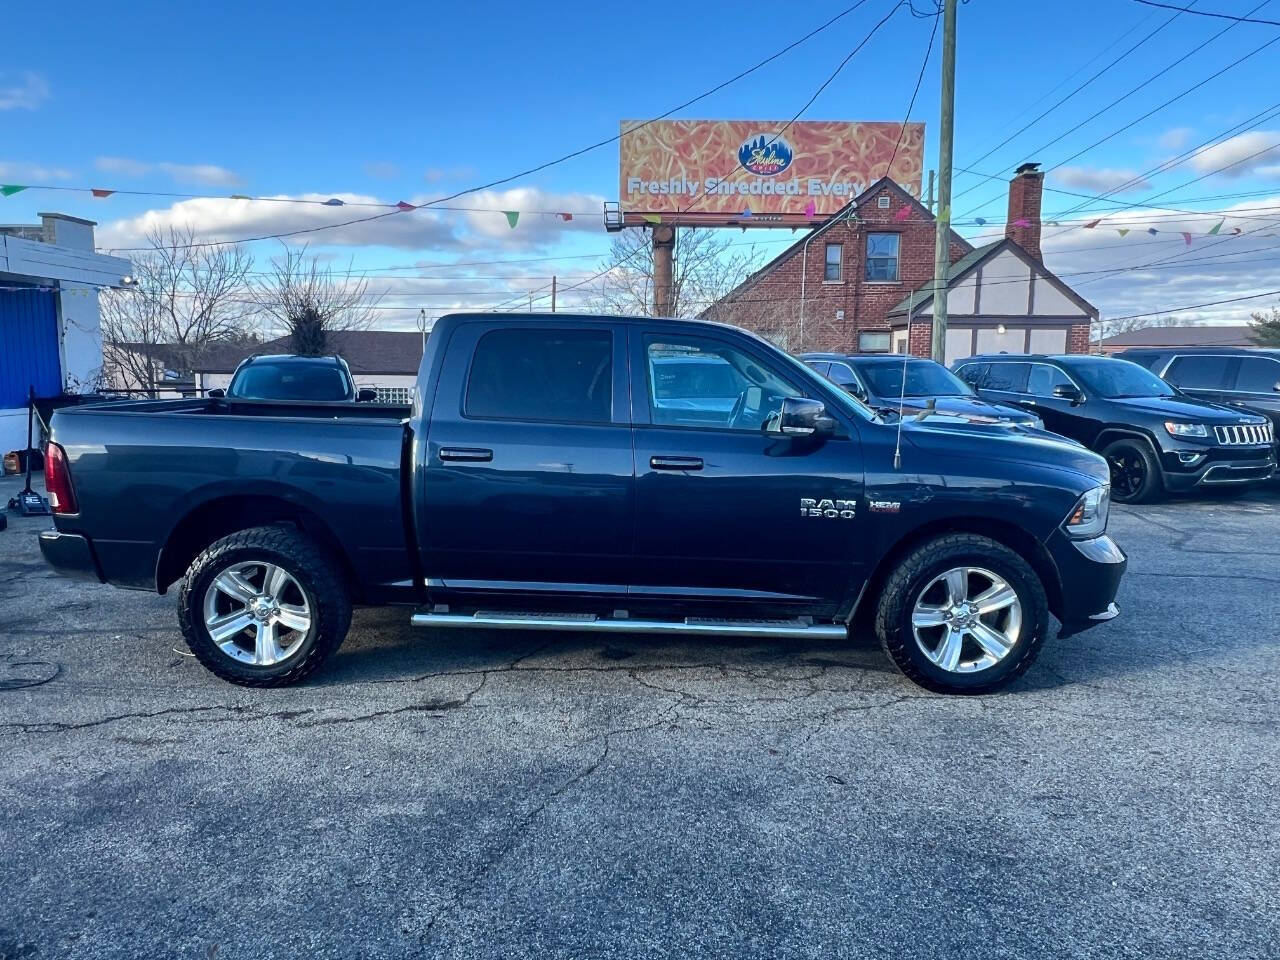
774 397 835 436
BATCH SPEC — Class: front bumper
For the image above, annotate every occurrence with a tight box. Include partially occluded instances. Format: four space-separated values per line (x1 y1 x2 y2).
38 530 103 583
1048 532 1127 638
1159 444 1275 491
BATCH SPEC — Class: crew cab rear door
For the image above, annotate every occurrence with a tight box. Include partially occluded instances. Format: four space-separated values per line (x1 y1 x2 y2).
628 326 866 615
420 319 633 594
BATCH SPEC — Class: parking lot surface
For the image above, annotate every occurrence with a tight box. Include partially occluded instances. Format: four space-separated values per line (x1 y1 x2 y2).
1 474 1277 959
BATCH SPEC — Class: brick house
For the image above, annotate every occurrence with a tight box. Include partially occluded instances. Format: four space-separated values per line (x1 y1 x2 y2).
704 164 1096 363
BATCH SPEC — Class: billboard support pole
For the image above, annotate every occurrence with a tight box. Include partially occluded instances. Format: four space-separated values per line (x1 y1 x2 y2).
652 225 675 316
930 0 958 362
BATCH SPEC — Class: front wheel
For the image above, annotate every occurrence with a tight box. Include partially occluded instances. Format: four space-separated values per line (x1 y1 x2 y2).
1102 438 1163 504
177 525 351 687
875 534 1050 695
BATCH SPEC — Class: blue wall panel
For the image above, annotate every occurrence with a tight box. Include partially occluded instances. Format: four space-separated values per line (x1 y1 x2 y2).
0 289 61 407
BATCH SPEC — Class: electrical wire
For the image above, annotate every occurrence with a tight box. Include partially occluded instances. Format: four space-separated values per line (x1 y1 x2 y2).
1130 0 1280 26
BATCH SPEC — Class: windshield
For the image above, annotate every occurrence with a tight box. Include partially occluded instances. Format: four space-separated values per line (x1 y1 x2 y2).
229 359 353 401
861 361 975 399
1069 357 1175 398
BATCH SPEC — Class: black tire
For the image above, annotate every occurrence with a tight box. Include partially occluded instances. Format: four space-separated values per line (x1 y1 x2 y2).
1101 438 1163 504
177 525 351 687
874 534 1050 695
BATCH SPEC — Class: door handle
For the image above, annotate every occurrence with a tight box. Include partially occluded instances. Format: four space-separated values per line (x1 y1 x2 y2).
651 455 703 471
439 447 493 463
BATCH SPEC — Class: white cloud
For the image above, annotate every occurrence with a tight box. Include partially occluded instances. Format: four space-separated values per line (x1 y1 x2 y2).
363 162 400 179
1054 167 1151 193
95 156 242 186
1157 127 1194 151
0 161 75 182
1188 132 1280 179
0 71 50 110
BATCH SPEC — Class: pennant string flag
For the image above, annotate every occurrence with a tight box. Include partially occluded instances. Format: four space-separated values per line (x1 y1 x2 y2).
396 201 416 211
1181 232 1193 246
1208 219 1224 236
741 208 752 218
1118 228 1130 237
1084 219 1101 229
1 185 28 197
1147 228 1159 235
323 198 344 207
1012 218 1031 228
642 213 662 225
230 194 251 200
559 212 573 221
504 211 519 229
803 200 817 220
91 189 114 198
974 217 986 226
894 205 911 221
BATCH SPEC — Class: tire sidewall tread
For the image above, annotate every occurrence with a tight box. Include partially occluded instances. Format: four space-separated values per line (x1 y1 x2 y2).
1101 438 1163 504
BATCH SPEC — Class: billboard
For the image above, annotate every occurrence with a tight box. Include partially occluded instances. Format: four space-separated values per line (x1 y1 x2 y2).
619 120 924 227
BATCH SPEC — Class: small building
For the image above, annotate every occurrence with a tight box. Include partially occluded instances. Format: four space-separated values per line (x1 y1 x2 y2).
0 214 132 454
1098 324 1259 355
705 164 1097 363
193 330 427 403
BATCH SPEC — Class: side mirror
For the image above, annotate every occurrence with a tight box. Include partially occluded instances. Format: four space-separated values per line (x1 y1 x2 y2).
1052 384 1083 404
357 388 378 402
1272 381 1280 393
207 388 225 398
774 397 834 437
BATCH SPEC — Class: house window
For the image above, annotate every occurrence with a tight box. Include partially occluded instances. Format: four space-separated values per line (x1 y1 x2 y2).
824 243 842 282
375 386 413 404
866 233 900 282
858 331 891 353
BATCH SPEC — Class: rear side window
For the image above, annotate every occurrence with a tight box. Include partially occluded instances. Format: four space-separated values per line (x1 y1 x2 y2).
826 362 860 387
954 362 987 386
1027 363 1073 397
1234 356 1280 392
465 328 612 423
983 362 1030 392
804 360 831 377
1166 355 1233 390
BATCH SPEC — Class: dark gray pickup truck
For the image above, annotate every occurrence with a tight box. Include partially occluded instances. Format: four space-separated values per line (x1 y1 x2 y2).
39 312 1126 694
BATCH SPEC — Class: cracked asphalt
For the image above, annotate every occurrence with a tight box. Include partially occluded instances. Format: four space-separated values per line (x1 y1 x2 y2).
1 474 1278 959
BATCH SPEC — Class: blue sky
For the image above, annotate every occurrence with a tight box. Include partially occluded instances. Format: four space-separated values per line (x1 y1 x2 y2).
3 0 1280 325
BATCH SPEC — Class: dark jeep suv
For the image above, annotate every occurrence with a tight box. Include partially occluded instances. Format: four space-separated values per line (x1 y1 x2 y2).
954 354 1275 503
1119 347 1280 459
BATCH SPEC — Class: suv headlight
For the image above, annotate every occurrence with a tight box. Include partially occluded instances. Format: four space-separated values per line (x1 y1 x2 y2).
1164 421 1207 438
1064 484 1110 539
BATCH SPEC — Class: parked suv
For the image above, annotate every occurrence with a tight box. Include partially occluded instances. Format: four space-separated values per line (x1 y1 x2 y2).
801 353 1042 428
1119 347 1280 458
211 354 378 403
954 354 1275 503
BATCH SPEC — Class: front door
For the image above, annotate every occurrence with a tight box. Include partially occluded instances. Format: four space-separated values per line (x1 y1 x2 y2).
628 327 866 616
1025 361 1086 437
421 320 633 595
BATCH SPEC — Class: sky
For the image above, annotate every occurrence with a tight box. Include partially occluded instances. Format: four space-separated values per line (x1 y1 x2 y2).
3 0 1280 329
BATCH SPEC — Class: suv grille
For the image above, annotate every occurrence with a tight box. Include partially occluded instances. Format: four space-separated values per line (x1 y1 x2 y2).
1214 422 1274 446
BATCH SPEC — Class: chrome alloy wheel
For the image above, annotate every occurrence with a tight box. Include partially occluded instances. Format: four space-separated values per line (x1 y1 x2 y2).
201 561 312 666
910 566 1023 674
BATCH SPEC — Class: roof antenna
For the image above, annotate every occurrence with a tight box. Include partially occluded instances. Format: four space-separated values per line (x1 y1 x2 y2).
892 287 915 471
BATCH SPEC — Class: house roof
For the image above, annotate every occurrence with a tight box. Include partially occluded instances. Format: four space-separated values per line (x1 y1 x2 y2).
192 330 426 374
1099 324 1257 348
886 236 1099 320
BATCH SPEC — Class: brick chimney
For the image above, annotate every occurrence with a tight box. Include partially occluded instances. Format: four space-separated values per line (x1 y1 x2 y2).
1006 162 1043 261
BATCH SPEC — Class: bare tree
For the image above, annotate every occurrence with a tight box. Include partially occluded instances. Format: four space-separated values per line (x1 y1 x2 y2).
253 245 380 355
588 228 763 319
1249 303 1280 347
1092 313 1202 344
100 225 256 393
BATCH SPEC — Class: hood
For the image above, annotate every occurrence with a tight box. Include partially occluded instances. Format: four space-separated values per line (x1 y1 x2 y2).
900 415 1108 486
880 395 1039 426
1105 393 1266 424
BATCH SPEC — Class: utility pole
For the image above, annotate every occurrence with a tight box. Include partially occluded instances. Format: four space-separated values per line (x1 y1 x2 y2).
652 224 675 316
929 0 957 362
551 275 557 312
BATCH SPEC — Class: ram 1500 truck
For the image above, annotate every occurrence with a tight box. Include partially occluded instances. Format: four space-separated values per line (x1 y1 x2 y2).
38 313 1127 694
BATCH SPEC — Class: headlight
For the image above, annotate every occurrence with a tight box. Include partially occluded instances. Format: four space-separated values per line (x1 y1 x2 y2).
1164 421 1207 438
1064 484 1110 539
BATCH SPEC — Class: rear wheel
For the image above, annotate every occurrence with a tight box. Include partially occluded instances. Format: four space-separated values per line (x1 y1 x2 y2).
1102 438 1162 504
875 534 1049 694
177 525 351 687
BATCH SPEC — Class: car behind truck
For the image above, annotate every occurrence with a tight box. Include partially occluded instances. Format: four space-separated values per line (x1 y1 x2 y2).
38 313 1126 694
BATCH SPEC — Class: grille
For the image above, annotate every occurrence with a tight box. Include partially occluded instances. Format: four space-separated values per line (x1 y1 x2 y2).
1213 422 1274 446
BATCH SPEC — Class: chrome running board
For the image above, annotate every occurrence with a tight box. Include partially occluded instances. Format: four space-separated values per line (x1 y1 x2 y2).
409 611 847 639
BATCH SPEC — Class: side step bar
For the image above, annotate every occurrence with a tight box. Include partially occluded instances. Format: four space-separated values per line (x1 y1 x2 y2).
409 611 848 640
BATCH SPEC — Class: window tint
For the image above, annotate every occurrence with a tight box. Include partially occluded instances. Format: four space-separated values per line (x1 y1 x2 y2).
954 362 987 386
1234 355 1280 392
826 362 859 386
804 360 831 377
646 335 801 431
1166 354 1233 390
229 360 351 401
1070 357 1174 398
866 233 900 281
824 243 842 282
982 362 1030 392
1027 363 1074 397
465 328 612 423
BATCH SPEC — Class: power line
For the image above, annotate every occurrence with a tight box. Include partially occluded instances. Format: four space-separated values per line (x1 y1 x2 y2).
1130 0 1280 26
1104 287 1280 320
883 6 939 179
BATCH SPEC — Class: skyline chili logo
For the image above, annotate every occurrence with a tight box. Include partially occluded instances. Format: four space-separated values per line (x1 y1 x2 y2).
737 133 794 176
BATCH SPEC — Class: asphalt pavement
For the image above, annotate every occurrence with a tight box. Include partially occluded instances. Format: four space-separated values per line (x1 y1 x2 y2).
0 473 1277 959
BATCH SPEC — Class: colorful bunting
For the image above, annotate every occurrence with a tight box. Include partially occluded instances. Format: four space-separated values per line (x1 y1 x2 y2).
1046 220 1060 226
91 189 114 198
1118 228 1130 237
1181 232 1193 246
803 200 817 219
894 205 911 221
559 212 573 221
642 213 662 224
230 194 251 200
1208 219 1224 235
504 210 519 228
323 198 344 206
740 208 752 218
1012 217 1031 228
1084 219 1101 229
1 185 28 197
1147 228 1159 235
396 201 416 211
974 217 986 226
1232 227 1242 235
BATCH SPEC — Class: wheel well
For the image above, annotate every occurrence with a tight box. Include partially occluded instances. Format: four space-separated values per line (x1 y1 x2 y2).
1094 427 1158 456
852 517 1064 627
155 495 360 599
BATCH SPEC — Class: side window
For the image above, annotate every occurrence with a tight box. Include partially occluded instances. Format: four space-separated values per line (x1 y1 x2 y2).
826 362 859 387
866 233 900 281
824 244 842 282
1027 363 1073 397
955 362 987 387
465 328 612 423
984 362 1030 392
1234 356 1280 392
645 335 802 431
804 360 831 377
1165 355 1233 390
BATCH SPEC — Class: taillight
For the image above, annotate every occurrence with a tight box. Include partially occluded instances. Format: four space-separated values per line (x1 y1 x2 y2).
44 442 78 514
